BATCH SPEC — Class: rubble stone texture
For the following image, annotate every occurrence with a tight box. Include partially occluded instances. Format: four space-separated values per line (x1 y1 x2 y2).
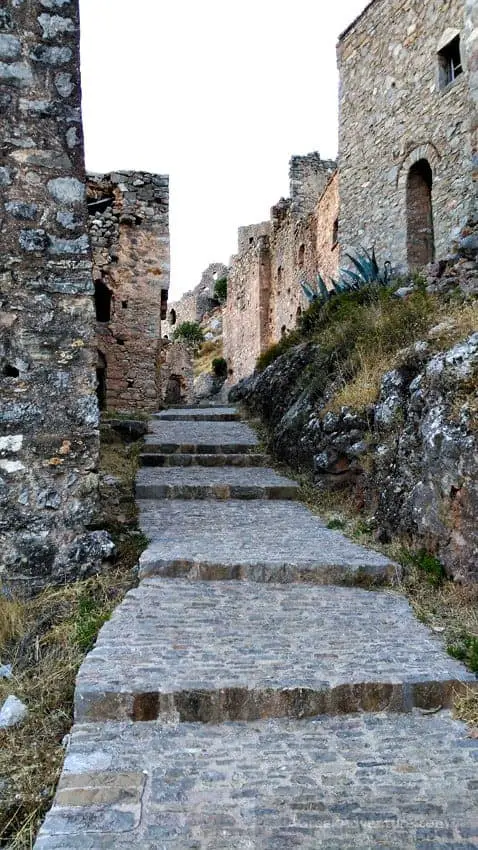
88 171 170 411
224 156 338 382
0 0 101 591
338 0 475 271
35 407 478 848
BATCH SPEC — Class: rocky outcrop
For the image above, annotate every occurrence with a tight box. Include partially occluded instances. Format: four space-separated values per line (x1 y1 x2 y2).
230 333 478 584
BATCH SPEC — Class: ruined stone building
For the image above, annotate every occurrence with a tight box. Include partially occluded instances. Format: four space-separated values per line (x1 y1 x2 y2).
88 171 170 411
224 0 477 383
337 0 476 271
168 262 228 328
0 0 103 590
224 155 338 382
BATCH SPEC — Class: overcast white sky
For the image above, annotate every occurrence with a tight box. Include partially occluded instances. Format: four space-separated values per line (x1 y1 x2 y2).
79 0 369 299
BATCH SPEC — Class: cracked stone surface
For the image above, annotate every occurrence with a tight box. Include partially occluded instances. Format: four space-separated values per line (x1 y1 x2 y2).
35 713 478 849
34 406 478 848
137 499 396 583
144 419 258 453
153 407 240 421
74 579 475 723
135 467 300 500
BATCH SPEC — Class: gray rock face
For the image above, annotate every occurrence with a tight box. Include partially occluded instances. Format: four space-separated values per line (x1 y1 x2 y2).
232 332 478 582
0 694 28 728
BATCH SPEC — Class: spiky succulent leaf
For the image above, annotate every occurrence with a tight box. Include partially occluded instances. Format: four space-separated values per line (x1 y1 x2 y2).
316 273 330 301
300 281 318 303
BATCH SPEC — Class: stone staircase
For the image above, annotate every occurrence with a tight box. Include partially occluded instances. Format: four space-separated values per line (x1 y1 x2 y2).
35 407 478 849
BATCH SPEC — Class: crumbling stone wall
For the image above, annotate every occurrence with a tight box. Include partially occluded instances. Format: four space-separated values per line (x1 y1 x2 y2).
168 262 228 328
157 340 194 406
338 0 473 271
88 171 170 411
0 0 106 591
224 156 338 382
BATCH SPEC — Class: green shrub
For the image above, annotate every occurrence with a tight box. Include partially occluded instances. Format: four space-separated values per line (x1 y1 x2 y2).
212 357 227 378
214 277 228 303
173 321 205 348
447 633 478 673
401 548 447 587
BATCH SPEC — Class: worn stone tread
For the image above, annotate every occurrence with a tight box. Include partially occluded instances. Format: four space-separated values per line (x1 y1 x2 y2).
144 419 258 454
135 467 300 500
74 579 475 722
139 453 269 468
35 712 478 849
153 407 240 422
137 499 396 583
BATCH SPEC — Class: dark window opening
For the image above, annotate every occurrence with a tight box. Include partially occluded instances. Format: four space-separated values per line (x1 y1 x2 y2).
122 300 128 309
96 351 107 410
169 308 177 326
438 36 463 88
406 159 435 269
3 364 19 378
87 196 114 214
249 236 254 245
298 244 305 268
296 305 302 319
127 379 134 388
161 288 168 321
94 280 112 322
281 324 287 336
332 218 339 247
117 338 125 346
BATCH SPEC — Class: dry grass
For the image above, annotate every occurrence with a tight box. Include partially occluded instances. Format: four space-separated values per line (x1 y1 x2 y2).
328 297 478 412
194 338 223 377
0 430 146 849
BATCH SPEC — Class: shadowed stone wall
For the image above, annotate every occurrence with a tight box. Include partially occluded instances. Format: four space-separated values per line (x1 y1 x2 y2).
168 262 228 328
338 0 473 272
0 0 106 591
224 156 338 383
88 171 170 412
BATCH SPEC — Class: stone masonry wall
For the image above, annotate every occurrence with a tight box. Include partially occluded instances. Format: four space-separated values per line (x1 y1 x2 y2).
224 157 339 383
168 262 228 328
0 0 105 591
88 171 170 412
224 236 270 383
337 0 472 272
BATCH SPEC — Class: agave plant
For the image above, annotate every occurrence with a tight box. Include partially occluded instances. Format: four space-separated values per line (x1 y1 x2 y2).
300 247 392 305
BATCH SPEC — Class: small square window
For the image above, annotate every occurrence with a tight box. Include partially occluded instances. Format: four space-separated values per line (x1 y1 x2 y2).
438 35 463 89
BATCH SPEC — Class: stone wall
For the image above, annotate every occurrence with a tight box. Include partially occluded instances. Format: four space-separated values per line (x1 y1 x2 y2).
338 0 473 272
224 156 339 383
168 262 228 328
0 0 107 591
88 171 170 412
157 341 194 406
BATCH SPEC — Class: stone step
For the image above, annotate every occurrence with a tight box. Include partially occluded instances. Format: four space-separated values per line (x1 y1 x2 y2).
135 467 300 500
144 419 258 455
35 712 478 850
137 499 396 584
139 453 269 468
153 406 240 422
74 579 475 723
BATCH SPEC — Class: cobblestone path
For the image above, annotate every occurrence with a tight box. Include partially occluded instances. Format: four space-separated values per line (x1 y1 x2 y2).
36 407 478 849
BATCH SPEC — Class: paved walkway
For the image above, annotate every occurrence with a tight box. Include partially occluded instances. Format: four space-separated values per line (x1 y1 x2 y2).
36 407 478 849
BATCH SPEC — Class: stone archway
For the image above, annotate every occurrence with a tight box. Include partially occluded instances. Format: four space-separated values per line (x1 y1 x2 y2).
406 159 435 269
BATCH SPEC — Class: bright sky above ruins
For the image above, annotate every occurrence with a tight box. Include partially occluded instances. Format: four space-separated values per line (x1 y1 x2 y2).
79 0 370 299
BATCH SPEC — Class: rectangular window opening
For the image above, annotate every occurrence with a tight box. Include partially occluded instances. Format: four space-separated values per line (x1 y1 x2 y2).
438 36 463 89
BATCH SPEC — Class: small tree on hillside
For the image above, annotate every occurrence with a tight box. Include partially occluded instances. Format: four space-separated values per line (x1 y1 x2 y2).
214 277 228 303
173 321 205 350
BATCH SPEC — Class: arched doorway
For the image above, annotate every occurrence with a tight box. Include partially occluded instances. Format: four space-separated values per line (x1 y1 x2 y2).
96 350 107 410
406 159 435 269
165 374 182 405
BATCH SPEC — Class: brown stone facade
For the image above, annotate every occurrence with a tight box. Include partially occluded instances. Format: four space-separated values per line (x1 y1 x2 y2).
224 157 338 383
337 0 475 272
0 0 105 590
168 262 228 328
158 340 194 406
88 172 170 412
